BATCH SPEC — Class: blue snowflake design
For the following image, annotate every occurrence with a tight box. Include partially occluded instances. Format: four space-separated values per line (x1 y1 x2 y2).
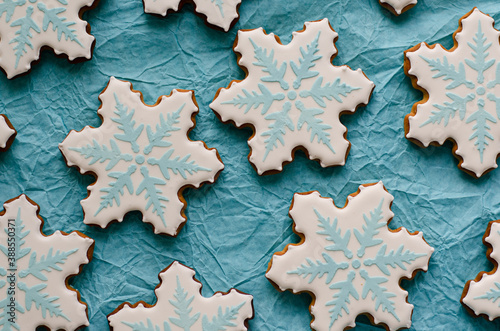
419 21 500 163
210 0 224 17
472 230 500 306
0 208 78 330
69 94 211 227
121 276 245 331
287 199 427 328
222 32 360 161
0 0 84 69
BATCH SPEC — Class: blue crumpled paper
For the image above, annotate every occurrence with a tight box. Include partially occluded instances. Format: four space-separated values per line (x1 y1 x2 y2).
1 0 500 330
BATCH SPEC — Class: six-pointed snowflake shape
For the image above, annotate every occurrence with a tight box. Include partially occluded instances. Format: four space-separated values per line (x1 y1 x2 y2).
59 77 224 236
0 0 96 78
266 182 433 331
462 220 500 321
0 114 15 151
0 194 94 330
108 261 254 331
405 8 500 177
143 0 241 32
379 0 417 15
210 19 374 175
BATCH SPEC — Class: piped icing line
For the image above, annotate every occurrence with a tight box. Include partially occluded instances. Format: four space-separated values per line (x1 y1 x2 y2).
405 8 500 177
107 261 254 331
462 220 500 321
0 0 97 79
379 0 417 15
210 19 374 175
143 0 242 32
0 115 16 150
0 194 94 330
266 182 434 331
59 77 224 236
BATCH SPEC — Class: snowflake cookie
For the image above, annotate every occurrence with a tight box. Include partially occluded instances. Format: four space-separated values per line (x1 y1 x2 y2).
0 194 94 330
0 0 97 79
143 0 241 32
0 115 15 151
404 8 500 177
59 77 224 236
379 0 416 15
210 19 374 175
108 261 254 331
462 220 500 321
266 182 434 331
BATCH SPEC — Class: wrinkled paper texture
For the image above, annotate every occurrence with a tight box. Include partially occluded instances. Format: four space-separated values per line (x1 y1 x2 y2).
1 0 500 330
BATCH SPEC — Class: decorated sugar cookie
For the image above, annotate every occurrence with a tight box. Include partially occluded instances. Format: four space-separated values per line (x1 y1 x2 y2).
210 19 374 175
59 77 224 236
0 115 15 151
266 182 433 331
143 0 241 32
462 220 500 321
405 8 500 177
0 194 94 330
0 0 97 79
108 261 254 331
379 0 416 15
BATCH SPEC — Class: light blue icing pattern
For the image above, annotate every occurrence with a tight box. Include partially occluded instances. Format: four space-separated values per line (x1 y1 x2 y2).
222 32 359 161
0 0 83 69
286 199 427 328
121 276 246 331
0 207 78 330
419 22 500 162
69 94 211 227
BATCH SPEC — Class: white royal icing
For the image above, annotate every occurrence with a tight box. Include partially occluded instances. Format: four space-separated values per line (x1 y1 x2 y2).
0 194 94 330
210 19 374 175
379 0 417 15
405 9 500 177
143 0 241 32
108 261 253 331
266 182 433 331
462 221 500 320
59 77 224 236
0 0 96 79
0 115 15 149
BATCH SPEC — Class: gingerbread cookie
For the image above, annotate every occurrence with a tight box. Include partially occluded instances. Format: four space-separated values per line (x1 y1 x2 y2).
0 194 94 330
405 8 500 177
0 0 97 79
210 19 374 175
108 261 254 331
143 0 241 32
462 220 500 321
266 182 433 331
0 115 15 151
379 0 416 15
59 77 224 236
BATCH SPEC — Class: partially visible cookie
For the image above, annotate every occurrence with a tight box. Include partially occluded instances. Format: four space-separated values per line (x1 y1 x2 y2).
0 0 98 79
462 220 500 321
59 77 224 236
143 0 242 32
108 261 254 331
210 19 374 175
404 8 500 177
0 114 16 151
266 182 434 331
0 194 94 330
379 0 417 15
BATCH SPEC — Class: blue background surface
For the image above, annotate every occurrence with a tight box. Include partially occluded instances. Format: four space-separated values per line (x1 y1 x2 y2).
1 0 500 329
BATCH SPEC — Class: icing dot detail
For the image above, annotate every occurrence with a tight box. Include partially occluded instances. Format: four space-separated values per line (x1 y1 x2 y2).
287 91 297 100
352 259 361 269
135 155 145 164
477 86 486 95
